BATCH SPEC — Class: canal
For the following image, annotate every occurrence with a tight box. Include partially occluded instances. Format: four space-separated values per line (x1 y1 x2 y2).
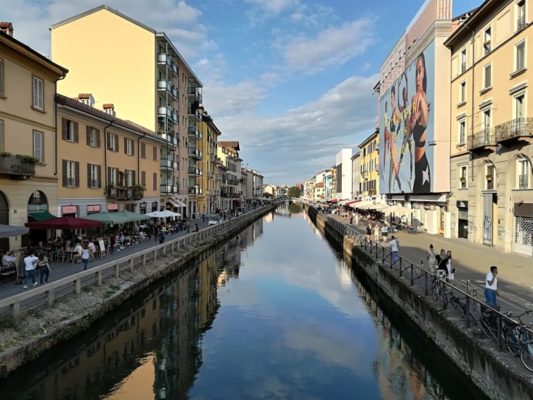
1 203 488 400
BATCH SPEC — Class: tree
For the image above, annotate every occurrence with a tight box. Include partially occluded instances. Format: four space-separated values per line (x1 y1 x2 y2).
288 186 302 198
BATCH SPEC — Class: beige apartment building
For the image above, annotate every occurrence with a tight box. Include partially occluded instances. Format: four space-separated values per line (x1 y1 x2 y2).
50 5 202 217
0 25 68 250
56 94 164 217
218 141 242 211
445 0 533 255
358 129 380 199
197 109 221 215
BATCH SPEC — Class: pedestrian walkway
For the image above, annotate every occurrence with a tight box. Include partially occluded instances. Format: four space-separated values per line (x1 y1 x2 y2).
0 219 209 300
333 214 533 316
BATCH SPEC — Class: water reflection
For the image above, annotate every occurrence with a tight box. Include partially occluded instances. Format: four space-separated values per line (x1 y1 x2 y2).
0 205 486 400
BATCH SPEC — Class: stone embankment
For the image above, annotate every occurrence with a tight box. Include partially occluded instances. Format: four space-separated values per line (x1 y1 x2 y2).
305 205 533 400
0 205 275 378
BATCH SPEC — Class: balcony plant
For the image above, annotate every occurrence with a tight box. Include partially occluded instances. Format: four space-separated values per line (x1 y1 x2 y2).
16 154 39 164
0 152 12 157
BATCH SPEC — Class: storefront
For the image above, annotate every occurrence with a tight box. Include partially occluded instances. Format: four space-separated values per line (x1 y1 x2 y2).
61 205 78 217
514 202 533 256
87 205 101 215
456 200 468 239
107 203 119 213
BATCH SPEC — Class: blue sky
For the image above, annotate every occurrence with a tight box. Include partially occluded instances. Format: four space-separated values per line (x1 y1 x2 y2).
1 0 481 184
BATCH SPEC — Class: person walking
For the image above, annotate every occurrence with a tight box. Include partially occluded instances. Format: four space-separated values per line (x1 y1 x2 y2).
426 244 438 274
366 224 372 242
390 235 400 266
436 249 448 280
373 223 380 243
37 253 51 284
484 266 499 309
81 243 92 271
23 251 38 289
445 250 455 281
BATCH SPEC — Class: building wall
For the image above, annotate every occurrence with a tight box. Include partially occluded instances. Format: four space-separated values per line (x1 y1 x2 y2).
359 132 379 198
335 148 353 199
51 8 156 131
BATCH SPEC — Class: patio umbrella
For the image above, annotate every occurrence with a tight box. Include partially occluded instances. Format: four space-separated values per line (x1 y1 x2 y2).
25 216 102 230
84 211 150 225
0 224 29 238
146 210 181 218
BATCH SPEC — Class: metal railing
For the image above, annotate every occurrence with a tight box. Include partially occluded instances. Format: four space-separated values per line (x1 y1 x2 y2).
0 204 277 317
468 127 496 151
495 118 533 143
0 154 36 177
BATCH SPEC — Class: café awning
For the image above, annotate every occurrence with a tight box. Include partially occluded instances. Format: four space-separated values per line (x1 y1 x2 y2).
0 224 29 238
146 210 181 218
28 211 57 221
83 211 150 225
26 216 102 230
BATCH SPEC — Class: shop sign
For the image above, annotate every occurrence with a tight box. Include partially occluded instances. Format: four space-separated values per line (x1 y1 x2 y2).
107 203 119 211
87 205 101 213
62 205 78 214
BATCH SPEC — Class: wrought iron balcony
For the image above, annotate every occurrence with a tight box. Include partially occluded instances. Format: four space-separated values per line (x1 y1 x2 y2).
468 127 496 152
0 154 36 178
495 118 533 144
106 186 143 201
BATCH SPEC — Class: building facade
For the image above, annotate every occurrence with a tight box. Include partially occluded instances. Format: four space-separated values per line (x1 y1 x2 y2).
351 151 361 198
0 27 68 250
335 148 354 200
445 0 533 255
50 5 201 217
358 130 380 199
218 141 242 211
197 110 221 215
56 94 164 217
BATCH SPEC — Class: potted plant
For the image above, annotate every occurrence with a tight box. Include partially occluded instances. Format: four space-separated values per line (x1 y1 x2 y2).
0 151 12 157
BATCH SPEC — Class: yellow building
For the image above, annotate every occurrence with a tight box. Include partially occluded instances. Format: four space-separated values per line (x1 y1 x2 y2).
218 141 241 211
445 0 533 255
50 5 201 216
197 109 221 215
0 26 67 250
56 94 164 216
357 129 380 199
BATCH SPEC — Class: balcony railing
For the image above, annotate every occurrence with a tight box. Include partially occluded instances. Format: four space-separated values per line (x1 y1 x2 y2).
160 133 178 147
160 184 179 194
495 118 533 143
468 127 496 151
158 106 178 123
0 154 36 178
106 186 143 201
188 126 201 140
188 186 201 195
157 54 178 74
187 108 202 120
157 80 178 98
160 159 178 170
187 86 202 103
188 167 202 176
188 148 202 159
518 174 529 189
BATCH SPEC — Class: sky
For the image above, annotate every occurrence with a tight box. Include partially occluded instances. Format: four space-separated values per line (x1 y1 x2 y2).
1 0 481 185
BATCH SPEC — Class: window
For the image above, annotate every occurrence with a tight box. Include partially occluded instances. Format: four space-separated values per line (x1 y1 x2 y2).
32 76 44 110
0 59 4 97
141 142 146 159
107 132 119 151
62 160 79 188
483 64 492 89
108 167 118 186
459 165 468 189
87 163 101 188
486 164 495 190
517 0 526 31
483 27 491 55
517 158 529 189
141 171 146 187
0 119 4 152
153 172 157 191
459 81 466 104
483 108 491 131
458 119 466 145
514 93 525 121
515 41 526 72
124 138 134 156
62 119 78 142
86 126 100 147
460 49 467 73
153 145 157 161
33 130 43 163
125 169 135 186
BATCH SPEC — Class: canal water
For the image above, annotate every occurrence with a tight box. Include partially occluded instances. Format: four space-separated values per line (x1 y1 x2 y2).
1 203 488 400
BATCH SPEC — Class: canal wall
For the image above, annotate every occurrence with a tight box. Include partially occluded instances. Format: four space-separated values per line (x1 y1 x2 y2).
305 205 533 400
0 205 276 378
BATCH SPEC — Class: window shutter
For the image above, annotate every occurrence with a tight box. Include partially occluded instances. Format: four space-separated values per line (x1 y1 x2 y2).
116 135 119 152
62 160 67 187
141 142 146 158
131 141 135 156
107 167 112 186
0 119 4 152
86 127 91 146
75 162 80 187
124 137 127 154
62 119 68 140
96 129 101 148
132 170 136 185
74 122 79 142
153 172 157 191
87 163 91 188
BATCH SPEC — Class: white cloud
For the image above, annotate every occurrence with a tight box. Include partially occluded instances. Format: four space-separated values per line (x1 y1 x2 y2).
280 17 376 74
246 0 300 15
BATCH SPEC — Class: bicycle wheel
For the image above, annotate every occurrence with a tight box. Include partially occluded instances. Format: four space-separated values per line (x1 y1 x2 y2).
520 342 533 372
480 314 498 342
505 325 523 356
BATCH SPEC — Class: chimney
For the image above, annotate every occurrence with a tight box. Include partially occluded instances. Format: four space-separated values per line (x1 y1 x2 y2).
103 103 116 117
77 93 95 107
0 22 14 36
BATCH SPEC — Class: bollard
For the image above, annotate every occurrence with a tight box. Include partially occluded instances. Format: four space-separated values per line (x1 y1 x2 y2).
115 264 120 278
163 245 167 256
75 278 82 294
47 290 54 307
96 270 102 286
129 259 134 273
12 302 20 318
154 249 157 263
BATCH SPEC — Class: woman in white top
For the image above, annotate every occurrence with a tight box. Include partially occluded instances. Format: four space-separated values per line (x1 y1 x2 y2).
445 250 455 281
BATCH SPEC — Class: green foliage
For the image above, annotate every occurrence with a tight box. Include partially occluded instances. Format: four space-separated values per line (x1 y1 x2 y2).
288 186 302 198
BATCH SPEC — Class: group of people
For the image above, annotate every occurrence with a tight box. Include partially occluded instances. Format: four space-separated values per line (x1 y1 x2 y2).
426 244 455 281
21 250 52 289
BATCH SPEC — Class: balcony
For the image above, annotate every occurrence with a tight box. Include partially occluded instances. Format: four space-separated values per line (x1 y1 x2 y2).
157 54 178 74
188 186 201 195
188 148 202 159
106 186 143 201
188 167 202 176
495 118 533 144
158 106 178 124
0 154 36 178
187 86 202 103
188 126 201 140
187 107 202 121
160 133 178 147
160 158 178 170
157 80 178 98
160 184 179 194
468 127 496 152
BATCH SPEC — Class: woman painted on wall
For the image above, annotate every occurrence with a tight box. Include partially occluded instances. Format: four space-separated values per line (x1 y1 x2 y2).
388 85 402 192
409 52 431 193
398 72 413 185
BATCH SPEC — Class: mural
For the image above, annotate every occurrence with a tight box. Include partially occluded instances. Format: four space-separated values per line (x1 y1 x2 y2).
379 42 435 194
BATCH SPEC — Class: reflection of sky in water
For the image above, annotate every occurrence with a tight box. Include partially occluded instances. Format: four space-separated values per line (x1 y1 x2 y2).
188 213 380 400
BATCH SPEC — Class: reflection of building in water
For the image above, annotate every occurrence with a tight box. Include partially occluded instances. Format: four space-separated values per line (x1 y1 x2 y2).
198 253 221 332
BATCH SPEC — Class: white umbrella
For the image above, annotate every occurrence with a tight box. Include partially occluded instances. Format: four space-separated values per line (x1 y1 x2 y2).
146 210 181 218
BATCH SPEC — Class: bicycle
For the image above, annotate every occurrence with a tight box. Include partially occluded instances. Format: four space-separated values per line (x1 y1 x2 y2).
503 310 532 356
520 339 533 372
448 292 477 327
431 272 448 308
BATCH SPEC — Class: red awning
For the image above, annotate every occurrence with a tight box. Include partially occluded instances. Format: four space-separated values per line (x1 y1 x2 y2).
346 200 361 206
328 199 338 204
26 216 103 230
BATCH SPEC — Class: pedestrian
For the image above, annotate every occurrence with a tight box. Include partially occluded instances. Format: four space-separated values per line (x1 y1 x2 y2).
158 231 165 244
37 253 51 284
366 224 372 241
373 223 380 243
436 249 448 279
195 223 199 232
81 243 92 271
484 266 499 309
390 235 400 265
426 244 438 274
23 250 38 289
154 226 159 243
350 214 353 225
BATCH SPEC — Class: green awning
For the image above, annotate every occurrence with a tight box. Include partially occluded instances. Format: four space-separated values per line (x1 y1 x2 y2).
83 211 150 225
28 211 58 221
